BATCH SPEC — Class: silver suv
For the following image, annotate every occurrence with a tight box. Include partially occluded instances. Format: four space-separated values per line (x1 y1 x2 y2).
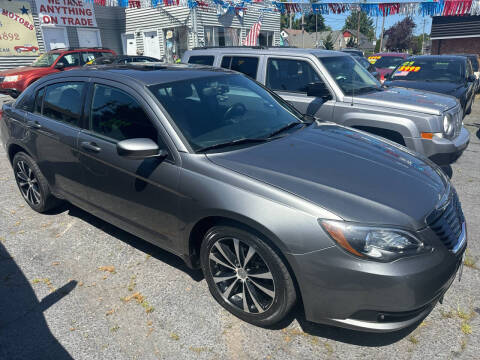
183 48 470 165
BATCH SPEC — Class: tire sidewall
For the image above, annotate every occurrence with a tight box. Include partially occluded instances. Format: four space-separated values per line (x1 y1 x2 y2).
12 152 49 212
200 225 293 326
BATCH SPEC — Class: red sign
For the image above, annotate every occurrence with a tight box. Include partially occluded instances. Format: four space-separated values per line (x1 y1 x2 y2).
36 0 97 27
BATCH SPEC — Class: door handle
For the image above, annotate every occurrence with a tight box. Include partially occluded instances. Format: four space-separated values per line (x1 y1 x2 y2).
81 141 101 153
27 120 42 129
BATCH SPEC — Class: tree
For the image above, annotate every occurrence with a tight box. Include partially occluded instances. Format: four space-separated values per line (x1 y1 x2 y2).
384 16 416 52
410 33 430 54
342 10 375 41
280 13 330 32
374 39 381 53
324 33 334 50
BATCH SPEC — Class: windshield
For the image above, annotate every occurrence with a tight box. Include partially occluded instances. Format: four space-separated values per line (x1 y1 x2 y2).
355 57 371 70
31 53 60 67
374 56 405 69
149 74 305 152
390 58 465 83
320 56 381 96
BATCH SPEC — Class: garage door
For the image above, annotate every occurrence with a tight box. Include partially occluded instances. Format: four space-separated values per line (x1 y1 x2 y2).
143 31 161 59
77 29 101 48
42 27 68 51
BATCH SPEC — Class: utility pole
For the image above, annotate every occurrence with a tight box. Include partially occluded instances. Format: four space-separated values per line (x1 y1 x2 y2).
302 14 305 48
315 13 318 47
289 13 292 29
356 9 361 48
379 14 385 52
421 18 426 54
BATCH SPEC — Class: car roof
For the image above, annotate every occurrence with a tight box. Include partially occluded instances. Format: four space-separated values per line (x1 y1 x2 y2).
187 47 348 58
49 48 113 54
45 63 237 85
408 55 467 62
373 52 409 57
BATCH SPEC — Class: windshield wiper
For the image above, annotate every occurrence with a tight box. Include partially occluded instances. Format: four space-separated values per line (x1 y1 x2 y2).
266 122 304 139
196 138 269 153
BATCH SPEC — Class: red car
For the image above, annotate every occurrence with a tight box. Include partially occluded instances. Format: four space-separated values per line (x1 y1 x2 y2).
14 45 39 53
368 52 410 82
0 47 116 98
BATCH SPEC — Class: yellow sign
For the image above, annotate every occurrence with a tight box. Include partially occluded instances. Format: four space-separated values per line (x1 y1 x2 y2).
0 1 39 56
368 55 381 64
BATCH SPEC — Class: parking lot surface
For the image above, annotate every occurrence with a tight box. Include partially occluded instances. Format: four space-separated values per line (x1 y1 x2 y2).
0 95 479 360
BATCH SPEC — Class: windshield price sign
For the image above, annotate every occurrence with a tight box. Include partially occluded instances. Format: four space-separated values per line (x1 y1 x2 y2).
394 61 421 76
368 55 381 64
36 0 97 27
0 1 39 56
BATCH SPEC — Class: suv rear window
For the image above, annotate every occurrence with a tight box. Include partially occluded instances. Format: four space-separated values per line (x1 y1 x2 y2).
188 56 214 66
221 56 259 79
266 58 321 92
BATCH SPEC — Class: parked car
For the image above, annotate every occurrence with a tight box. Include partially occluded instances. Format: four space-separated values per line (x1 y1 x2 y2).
0 47 116 98
1 64 466 332
368 52 409 81
452 53 480 93
183 48 469 166
385 55 476 115
85 55 161 65
341 48 364 57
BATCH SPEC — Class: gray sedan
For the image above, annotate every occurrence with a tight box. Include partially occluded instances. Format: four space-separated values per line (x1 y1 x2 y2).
0 64 466 332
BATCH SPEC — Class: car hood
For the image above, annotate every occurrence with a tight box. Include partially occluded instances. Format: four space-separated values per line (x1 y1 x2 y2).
352 86 457 115
206 124 447 230
384 80 465 100
0 66 52 77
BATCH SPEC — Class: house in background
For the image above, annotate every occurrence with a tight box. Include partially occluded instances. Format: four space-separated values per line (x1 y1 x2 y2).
431 15 480 55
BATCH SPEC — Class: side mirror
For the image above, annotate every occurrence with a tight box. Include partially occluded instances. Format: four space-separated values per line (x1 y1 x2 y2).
54 62 65 70
116 138 167 159
306 82 332 100
467 75 476 82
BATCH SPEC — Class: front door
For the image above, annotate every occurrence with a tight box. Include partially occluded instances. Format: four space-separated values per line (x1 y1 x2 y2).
77 81 180 250
143 31 161 59
42 27 68 51
122 33 136 55
264 57 335 121
24 80 87 202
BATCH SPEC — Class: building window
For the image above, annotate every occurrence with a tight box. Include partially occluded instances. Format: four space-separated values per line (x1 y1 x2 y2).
259 31 274 47
204 26 240 47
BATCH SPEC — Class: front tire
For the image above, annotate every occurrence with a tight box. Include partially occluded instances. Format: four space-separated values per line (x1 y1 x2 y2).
200 225 296 327
12 152 60 213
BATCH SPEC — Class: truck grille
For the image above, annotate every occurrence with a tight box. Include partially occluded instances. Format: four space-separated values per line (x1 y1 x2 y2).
429 192 465 251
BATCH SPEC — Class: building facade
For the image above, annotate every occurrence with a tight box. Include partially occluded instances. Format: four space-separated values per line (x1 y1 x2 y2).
431 15 480 55
0 1 280 70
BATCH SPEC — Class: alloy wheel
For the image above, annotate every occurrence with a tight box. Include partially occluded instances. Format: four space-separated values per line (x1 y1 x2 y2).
16 160 42 206
208 237 275 314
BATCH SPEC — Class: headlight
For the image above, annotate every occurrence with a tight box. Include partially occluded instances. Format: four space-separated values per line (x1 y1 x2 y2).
4 75 19 83
443 114 454 137
319 220 428 261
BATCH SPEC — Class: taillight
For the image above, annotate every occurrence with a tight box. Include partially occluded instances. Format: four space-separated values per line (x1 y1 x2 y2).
0 109 3 121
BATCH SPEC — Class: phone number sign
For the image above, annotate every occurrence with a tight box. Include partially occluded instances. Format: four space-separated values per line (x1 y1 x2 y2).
36 0 97 27
0 1 39 56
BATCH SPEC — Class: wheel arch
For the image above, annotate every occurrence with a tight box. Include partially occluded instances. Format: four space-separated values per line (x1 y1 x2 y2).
351 125 406 146
8 143 33 164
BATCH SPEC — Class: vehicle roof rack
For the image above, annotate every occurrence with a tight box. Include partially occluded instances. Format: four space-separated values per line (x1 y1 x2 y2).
192 46 297 50
51 46 111 51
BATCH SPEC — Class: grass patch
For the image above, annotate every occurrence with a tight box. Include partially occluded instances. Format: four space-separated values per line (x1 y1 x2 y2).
408 335 419 344
110 325 120 332
170 332 180 341
464 255 478 269
461 322 472 335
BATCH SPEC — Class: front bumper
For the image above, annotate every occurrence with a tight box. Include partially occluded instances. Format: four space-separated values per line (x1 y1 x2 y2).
422 127 470 166
0 85 20 98
288 227 466 332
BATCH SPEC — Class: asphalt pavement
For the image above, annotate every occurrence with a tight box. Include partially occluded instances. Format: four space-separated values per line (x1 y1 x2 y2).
0 95 479 360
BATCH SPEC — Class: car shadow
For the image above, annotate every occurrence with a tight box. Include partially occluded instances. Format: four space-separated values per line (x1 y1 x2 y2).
47 202 204 282
0 243 76 359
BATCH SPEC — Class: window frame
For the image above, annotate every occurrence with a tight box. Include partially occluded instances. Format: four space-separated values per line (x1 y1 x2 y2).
265 56 329 95
188 55 215 66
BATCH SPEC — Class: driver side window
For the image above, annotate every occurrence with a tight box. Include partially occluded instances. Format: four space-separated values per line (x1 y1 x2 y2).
266 58 322 93
59 53 80 68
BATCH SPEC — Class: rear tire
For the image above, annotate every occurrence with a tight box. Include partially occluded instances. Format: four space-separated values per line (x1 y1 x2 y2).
12 152 61 213
200 225 296 327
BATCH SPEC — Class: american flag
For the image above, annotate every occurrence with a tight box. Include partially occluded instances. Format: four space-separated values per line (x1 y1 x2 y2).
243 14 263 46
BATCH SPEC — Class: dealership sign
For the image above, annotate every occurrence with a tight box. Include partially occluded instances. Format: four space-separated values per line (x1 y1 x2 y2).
0 1 40 56
36 0 97 27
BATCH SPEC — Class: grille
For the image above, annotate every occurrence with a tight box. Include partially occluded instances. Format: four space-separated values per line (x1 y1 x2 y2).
453 107 463 138
429 193 465 251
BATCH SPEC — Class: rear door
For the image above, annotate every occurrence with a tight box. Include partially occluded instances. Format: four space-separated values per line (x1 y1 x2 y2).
264 56 335 120
77 80 181 251
23 79 88 201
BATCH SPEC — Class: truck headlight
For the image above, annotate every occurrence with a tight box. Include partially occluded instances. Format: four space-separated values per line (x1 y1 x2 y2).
443 114 454 137
4 75 19 82
319 220 428 261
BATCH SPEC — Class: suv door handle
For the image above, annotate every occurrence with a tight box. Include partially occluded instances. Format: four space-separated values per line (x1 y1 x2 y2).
27 120 42 129
81 141 101 153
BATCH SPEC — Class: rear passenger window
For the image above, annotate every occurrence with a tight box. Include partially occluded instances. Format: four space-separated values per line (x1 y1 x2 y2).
188 56 214 66
221 56 258 79
34 88 45 114
266 58 321 92
58 53 80 68
89 84 157 142
43 82 85 126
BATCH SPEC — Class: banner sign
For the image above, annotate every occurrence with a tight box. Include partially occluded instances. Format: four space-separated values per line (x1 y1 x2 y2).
36 0 97 27
0 1 40 56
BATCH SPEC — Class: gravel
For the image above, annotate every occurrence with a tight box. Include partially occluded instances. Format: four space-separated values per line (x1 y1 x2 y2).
0 95 479 360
